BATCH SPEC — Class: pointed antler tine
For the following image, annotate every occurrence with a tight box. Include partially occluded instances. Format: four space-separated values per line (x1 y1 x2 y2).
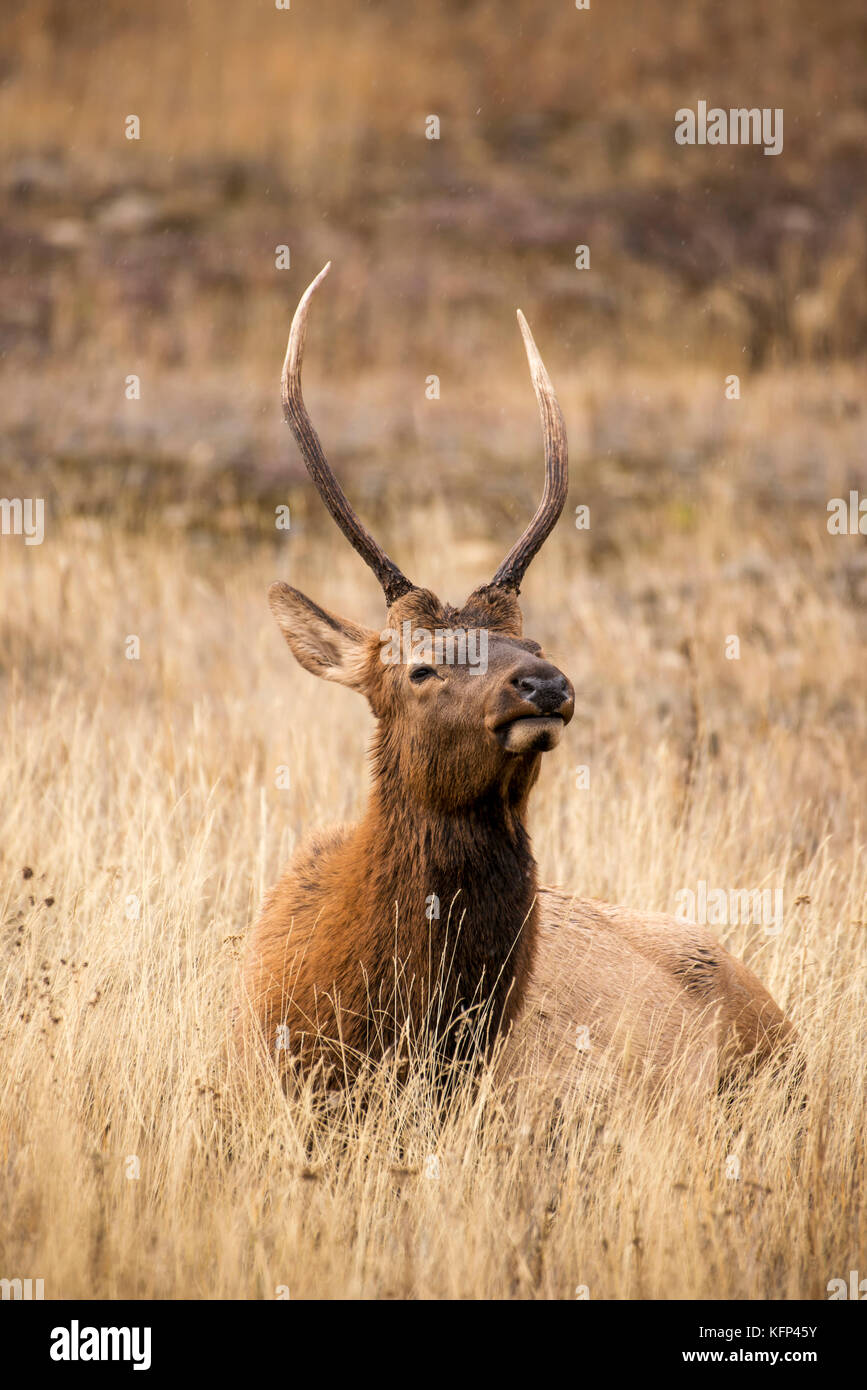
281 265 414 606
489 311 568 594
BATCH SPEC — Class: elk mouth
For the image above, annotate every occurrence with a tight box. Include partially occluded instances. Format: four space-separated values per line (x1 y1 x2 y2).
492 713 565 754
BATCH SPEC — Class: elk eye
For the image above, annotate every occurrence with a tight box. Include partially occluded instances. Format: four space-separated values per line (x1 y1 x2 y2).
409 664 437 684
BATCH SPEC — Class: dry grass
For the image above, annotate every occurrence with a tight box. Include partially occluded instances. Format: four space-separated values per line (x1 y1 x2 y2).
1 494 864 1299
1 0 865 1302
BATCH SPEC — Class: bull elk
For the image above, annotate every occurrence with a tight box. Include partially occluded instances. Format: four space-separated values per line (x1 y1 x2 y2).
234 264 794 1100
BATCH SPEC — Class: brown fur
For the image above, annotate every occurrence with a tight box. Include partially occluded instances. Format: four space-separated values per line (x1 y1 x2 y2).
234 582 795 1096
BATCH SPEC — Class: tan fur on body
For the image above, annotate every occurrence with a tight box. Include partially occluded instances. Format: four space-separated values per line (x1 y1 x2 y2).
501 890 793 1100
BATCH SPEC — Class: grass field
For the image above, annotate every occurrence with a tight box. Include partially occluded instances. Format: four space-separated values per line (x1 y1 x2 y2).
1 468 865 1297
1 0 865 1301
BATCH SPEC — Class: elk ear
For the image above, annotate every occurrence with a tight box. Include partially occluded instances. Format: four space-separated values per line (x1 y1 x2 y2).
268 582 374 691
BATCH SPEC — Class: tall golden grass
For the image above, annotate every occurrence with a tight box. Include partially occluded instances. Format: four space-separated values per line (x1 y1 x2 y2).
1 490 864 1298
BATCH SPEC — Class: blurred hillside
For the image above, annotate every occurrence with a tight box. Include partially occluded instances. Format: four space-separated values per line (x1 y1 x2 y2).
0 0 865 541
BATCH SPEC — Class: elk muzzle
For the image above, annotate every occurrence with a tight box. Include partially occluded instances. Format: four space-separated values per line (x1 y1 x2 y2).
488 659 574 754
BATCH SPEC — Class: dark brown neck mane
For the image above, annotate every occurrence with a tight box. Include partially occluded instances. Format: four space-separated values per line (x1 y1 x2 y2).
341 734 542 1065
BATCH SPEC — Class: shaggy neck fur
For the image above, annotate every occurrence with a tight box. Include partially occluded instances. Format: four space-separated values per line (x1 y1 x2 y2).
342 728 543 1062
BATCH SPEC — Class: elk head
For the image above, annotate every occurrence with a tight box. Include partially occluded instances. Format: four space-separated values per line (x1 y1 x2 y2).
270 263 574 813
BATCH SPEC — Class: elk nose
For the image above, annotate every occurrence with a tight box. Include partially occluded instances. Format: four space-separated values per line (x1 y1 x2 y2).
510 669 573 716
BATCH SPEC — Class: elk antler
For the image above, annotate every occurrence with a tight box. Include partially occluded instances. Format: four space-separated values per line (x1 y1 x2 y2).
489 311 568 594
281 263 415 606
